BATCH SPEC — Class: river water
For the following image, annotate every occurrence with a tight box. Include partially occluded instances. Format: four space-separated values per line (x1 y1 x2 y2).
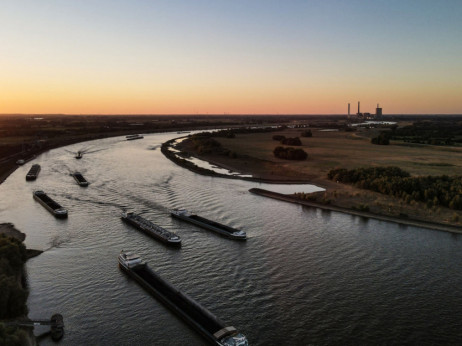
1 132 462 345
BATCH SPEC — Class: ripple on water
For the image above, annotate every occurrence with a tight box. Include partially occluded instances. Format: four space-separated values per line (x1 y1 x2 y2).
2 132 462 345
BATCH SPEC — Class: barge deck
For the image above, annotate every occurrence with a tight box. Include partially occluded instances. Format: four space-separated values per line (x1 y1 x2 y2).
33 190 68 218
118 251 247 345
170 209 246 240
121 212 181 246
26 164 41 181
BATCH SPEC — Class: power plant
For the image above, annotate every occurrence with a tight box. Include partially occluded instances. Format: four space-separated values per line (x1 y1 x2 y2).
349 101 383 120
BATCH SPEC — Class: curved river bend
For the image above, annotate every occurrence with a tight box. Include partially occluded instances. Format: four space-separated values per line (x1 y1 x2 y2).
1 132 462 345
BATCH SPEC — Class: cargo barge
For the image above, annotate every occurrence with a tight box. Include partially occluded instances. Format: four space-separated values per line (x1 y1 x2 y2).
121 212 181 246
71 172 89 187
33 190 68 218
170 209 246 240
126 134 144 140
118 251 248 346
26 164 41 181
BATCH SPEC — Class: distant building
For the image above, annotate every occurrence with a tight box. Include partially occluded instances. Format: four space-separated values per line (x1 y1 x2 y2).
350 101 383 120
376 104 383 118
356 101 362 117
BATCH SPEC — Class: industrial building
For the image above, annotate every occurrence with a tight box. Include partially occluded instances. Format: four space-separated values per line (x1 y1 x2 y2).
349 102 383 120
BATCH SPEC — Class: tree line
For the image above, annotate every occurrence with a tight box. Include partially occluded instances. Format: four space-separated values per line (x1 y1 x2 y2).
0 234 30 345
390 120 462 146
0 235 28 319
328 166 462 210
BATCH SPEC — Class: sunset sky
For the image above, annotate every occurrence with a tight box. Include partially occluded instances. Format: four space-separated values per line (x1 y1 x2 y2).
1 1 461 115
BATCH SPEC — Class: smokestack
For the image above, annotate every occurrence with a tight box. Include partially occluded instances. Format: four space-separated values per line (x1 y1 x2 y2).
358 101 360 114
348 103 350 116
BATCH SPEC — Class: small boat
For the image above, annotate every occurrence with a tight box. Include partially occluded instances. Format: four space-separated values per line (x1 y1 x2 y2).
16 159 25 165
33 190 68 218
75 151 83 159
26 164 41 181
71 172 89 187
122 212 181 246
170 209 246 240
118 251 248 346
126 134 144 141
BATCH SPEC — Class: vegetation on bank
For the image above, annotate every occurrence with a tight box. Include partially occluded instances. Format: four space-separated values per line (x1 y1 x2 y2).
327 166 462 210
0 235 28 318
188 127 282 157
273 146 308 160
371 133 390 145
300 130 312 137
390 120 462 146
0 234 30 345
0 323 30 346
272 135 303 146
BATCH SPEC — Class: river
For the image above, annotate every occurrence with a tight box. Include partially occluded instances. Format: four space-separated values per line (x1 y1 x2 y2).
1 131 462 345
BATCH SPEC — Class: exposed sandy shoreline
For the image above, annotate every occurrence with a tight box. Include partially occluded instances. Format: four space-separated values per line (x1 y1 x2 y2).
164 135 462 234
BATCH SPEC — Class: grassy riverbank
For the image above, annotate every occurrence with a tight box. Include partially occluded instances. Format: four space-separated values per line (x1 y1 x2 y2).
173 125 462 230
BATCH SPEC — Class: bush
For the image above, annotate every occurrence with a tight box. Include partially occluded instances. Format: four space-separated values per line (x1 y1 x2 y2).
0 236 26 272
0 323 29 346
371 132 390 145
328 166 462 210
273 146 308 160
0 235 28 320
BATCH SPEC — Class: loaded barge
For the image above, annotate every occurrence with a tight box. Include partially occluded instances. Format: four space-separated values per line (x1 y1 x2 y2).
33 190 68 218
171 209 246 240
121 212 181 246
26 164 41 181
118 251 248 346
126 134 144 141
71 172 89 187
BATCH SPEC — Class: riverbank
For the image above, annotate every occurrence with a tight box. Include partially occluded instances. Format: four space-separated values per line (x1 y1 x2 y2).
0 223 43 259
165 129 462 232
0 223 41 346
250 188 462 235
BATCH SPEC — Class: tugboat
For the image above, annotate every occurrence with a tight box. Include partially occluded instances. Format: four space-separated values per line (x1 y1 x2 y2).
75 151 83 159
26 164 41 181
170 209 246 240
71 172 89 187
118 251 248 346
122 212 181 246
33 190 68 218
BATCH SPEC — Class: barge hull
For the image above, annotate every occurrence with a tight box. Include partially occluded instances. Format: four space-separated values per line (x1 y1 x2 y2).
171 213 245 240
33 192 67 218
122 214 181 246
122 218 181 246
26 164 41 181
121 264 223 345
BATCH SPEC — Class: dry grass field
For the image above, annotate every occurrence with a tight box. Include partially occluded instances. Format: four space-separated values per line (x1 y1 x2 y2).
185 126 462 227
215 127 462 179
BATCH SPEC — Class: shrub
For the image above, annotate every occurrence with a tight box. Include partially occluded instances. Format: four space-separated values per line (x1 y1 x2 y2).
273 146 308 160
